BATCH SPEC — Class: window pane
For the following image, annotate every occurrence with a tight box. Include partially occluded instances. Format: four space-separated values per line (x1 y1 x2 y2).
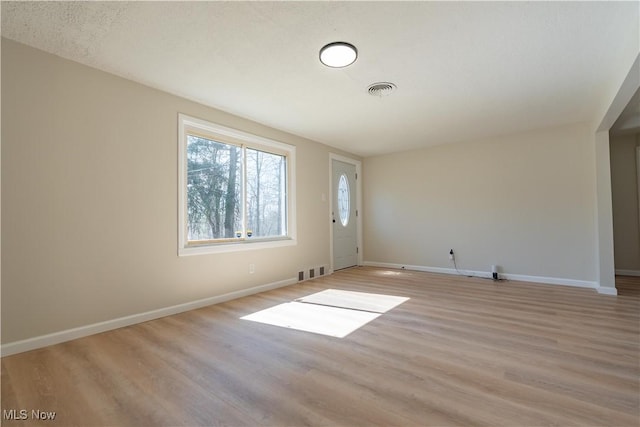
338 173 350 226
186 135 242 241
246 148 287 238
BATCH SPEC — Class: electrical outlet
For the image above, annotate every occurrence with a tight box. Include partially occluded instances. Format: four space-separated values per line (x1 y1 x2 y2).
249 263 255 274
449 249 454 260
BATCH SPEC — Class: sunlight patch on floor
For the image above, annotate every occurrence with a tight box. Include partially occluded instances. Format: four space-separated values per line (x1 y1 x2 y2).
296 289 409 313
241 289 409 338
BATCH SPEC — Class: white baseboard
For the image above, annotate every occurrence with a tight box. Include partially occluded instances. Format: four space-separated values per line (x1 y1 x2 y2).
1 277 297 357
615 269 640 277
500 273 597 289
362 261 598 289
362 261 490 279
596 286 618 296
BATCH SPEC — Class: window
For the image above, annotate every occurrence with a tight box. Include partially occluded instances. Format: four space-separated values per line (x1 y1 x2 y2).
178 114 296 255
337 174 350 226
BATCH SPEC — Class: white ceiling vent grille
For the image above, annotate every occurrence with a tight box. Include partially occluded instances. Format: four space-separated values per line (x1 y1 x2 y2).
367 82 397 97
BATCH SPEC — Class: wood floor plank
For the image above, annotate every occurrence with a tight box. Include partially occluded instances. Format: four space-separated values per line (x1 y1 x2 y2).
2 267 638 426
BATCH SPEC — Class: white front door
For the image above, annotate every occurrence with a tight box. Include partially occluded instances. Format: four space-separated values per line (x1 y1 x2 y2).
332 159 358 270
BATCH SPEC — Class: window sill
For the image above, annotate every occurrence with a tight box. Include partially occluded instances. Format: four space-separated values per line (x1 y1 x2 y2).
178 237 296 256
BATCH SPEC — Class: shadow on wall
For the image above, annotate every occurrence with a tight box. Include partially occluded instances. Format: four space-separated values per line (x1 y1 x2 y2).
609 111 640 275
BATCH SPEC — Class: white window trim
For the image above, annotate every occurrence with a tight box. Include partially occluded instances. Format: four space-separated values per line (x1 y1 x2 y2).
178 113 297 256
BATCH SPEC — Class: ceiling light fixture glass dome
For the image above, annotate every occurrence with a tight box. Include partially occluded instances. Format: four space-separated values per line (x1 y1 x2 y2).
319 42 358 68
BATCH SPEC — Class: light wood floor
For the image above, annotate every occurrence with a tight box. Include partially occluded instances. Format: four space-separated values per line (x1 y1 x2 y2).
2 267 639 426
617 274 640 298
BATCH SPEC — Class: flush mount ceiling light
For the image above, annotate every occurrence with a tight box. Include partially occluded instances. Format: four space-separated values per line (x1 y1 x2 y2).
319 42 358 68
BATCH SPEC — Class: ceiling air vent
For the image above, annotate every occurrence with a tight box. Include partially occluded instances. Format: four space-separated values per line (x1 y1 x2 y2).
367 82 397 97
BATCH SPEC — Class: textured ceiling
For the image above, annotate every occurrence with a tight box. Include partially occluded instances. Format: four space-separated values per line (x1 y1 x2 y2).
2 1 639 156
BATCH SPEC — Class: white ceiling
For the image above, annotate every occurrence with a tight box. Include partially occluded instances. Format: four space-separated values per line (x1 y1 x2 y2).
2 1 638 156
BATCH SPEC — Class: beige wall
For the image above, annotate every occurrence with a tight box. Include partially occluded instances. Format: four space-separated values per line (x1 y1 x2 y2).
363 122 597 282
1 39 358 344
610 132 640 272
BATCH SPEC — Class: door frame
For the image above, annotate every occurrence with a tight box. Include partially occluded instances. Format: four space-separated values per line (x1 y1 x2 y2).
329 153 363 273
637 146 640 238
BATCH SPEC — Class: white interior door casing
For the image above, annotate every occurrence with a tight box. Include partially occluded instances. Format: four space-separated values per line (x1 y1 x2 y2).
332 159 358 270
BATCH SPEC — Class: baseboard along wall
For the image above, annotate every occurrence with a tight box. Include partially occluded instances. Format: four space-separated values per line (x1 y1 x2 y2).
1 277 297 357
361 261 616 295
4 261 623 357
615 269 640 277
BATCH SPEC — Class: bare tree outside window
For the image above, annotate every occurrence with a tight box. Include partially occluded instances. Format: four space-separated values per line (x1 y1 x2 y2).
186 135 242 241
246 148 287 238
186 135 287 243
